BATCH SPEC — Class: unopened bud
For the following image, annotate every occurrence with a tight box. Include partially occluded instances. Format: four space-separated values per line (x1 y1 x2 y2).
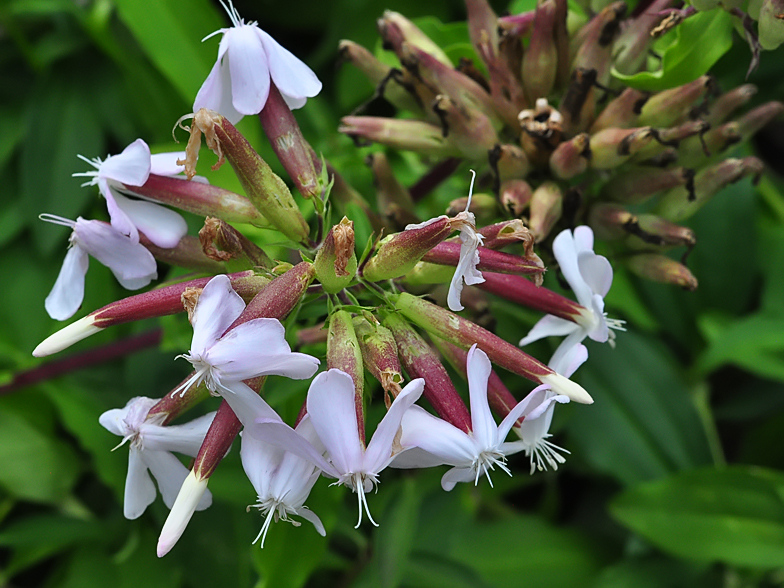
238 262 316 323
588 203 636 240
529 181 563 241
678 121 741 167
367 152 416 220
479 219 536 252
157 469 210 557
590 127 655 169
328 310 365 441
637 76 715 128
477 271 587 322
559 68 597 135
199 217 274 271
590 87 649 133
379 11 452 67
383 312 472 432
500 179 534 217
626 254 698 290
519 98 564 166
522 0 558 103
315 217 357 293
297 323 328 347
339 116 459 157
432 94 500 159
549 133 591 179
602 166 695 204
705 84 757 126
489 144 531 183
572 2 625 86
735 101 784 139
422 241 545 279
353 316 404 406
612 0 671 74
140 233 224 273
629 214 697 249
446 192 497 222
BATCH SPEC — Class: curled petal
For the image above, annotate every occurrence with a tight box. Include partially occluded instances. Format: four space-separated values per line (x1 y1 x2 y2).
296 508 326 536
100 181 138 242
258 28 322 105
111 192 187 249
189 275 246 355
226 25 271 115
100 139 151 185
45 245 89 321
250 417 339 479
551 342 589 378
441 465 477 491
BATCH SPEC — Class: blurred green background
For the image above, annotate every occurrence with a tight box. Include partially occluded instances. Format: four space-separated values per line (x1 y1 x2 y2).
2 0 784 586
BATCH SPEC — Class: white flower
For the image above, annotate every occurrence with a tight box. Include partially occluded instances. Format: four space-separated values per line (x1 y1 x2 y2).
174 274 320 397
510 343 588 474
41 215 158 321
99 396 216 519
391 345 565 491
194 0 322 124
249 370 425 527
73 139 188 248
519 226 624 367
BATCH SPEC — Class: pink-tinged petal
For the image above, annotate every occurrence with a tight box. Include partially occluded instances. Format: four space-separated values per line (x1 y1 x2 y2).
398 405 476 466
150 152 186 177
257 28 322 103
364 378 425 473
241 431 284 498
100 139 151 185
552 228 593 309
190 275 246 355
220 380 282 429
281 93 307 110
124 447 156 519
552 342 588 378
389 446 449 469
101 181 139 242
143 449 211 511
578 251 613 298
519 314 580 347
98 406 127 437
45 245 89 321
194 50 244 124
250 418 339 478
206 318 320 381
296 508 326 536
441 466 476 491
112 192 187 249
225 25 271 115
306 369 364 475
466 346 496 448
548 330 588 372
141 412 216 456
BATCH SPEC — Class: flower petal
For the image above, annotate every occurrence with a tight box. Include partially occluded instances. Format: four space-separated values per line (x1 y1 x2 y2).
241 430 285 498
98 406 128 437
250 417 339 478
189 275 246 355
552 228 594 310
296 507 326 536
141 411 216 456
281 93 307 110
363 378 425 473
548 330 588 372
306 369 364 475
225 25 270 115
389 446 449 469
193 40 244 124
519 314 580 347
100 139 151 185
124 447 156 519
441 466 477 491
466 345 496 448
578 251 613 298
150 152 186 177
101 181 139 241
257 29 321 104
398 405 477 466
447 227 484 312
551 342 588 378
45 245 89 321
143 449 212 511
111 192 187 249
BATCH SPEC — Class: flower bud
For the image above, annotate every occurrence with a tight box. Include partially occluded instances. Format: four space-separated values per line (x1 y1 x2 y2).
628 214 697 249
446 192 497 222
602 166 695 204
126 174 268 227
522 0 558 103
500 179 534 217
401 261 455 286
612 0 671 74
559 68 598 135
199 217 274 271
238 262 316 323
182 109 310 244
328 309 365 441
489 144 531 183
657 157 764 222
378 11 452 67
589 127 655 169
477 271 587 322
32 272 268 357
590 87 649 133
315 217 357 293
519 99 564 166
394 293 592 403
353 316 404 406
431 94 500 159
422 241 545 278
140 233 225 273
705 84 757 126
678 121 742 167
383 311 473 432
339 116 459 157
361 215 453 282
478 219 536 252
529 181 563 241
572 2 625 86
367 153 417 226
735 101 784 139
296 323 328 347
549 133 591 179
626 254 698 290
158 469 210 557
588 203 636 240
637 76 715 128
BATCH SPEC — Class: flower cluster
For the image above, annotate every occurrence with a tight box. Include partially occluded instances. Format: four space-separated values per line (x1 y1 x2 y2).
32 0 776 557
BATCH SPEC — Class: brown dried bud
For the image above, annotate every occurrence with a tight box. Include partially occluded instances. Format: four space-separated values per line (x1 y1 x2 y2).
199 217 274 271
314 217 357 293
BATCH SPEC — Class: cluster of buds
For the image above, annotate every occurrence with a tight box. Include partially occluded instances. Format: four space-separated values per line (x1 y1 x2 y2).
29 0 776 558
339 0 780 291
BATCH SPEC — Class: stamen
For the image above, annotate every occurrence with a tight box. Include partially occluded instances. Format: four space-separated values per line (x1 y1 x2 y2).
38 213 76 229
464 169 477 212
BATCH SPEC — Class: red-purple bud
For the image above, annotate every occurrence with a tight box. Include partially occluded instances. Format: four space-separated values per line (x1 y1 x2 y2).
637 76 715 128
378 11 452 66
432 94 500 160
339 116 459 157
588 203 637 240
234 262 315 325
500 179 534 217
478 219 536 252
490 144 531 183
422 241 545 278
590 87 649 133
353 316 404 406
529 181 563 241
328 309 365 443
705 84 757 125
549 133 591 179
522 0 558 102
140 233 225 274
476 271 586 322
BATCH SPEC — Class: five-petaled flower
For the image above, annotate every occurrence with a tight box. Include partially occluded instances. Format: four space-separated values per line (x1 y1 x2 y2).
519 226 624 367
194 0 322 124
99 396 216 519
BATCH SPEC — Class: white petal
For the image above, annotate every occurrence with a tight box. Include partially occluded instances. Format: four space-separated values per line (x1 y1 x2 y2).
441 466 477 491
389 446 449 469
586 294 609 343
150 152 186 177
296 507 326 536
405 215 448 231
447 229 484 312
398 405 477 466
157 471 209 557
466 346 496 449
306 369 364 475
241 430 285 497
519 314 580 347
550 342 588 378
206 318 320 381
45 245 88 321
98 406 129 437
193 43 244 124
257 28 322 104
189 275 246 355
101 181 139 242
496 385 548 443
141 412 216 456
220 380 282 428
573 225 595 253
548 330 588 372
112 192 187 249
124 447 156 519
72 219 157 289
363 378 425 473
281 93 307 110
552 228 594 310
100 139 151 186
578 251 613 298
143 449 212 511
226 25 270 115
249 417 339 478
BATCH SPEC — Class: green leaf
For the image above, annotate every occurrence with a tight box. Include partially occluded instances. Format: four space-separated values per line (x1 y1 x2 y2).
568 330 713 486
612 10 733 91
611 466 784 568
113 0 224 104
371 477 422 588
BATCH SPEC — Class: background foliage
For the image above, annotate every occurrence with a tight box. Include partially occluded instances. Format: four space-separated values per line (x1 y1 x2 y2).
1 0 784 586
